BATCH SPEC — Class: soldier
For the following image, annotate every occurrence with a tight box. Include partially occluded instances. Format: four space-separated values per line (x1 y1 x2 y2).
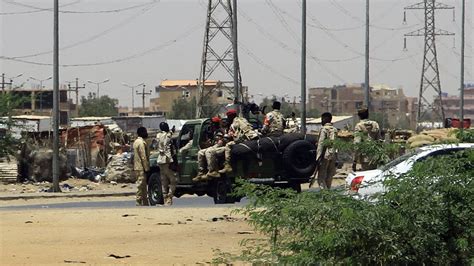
193 117 225 182
133 127 150 206
219 109 258 174
316 112 338 189
353 107 381 171
262 101 286 137
156 122 176 206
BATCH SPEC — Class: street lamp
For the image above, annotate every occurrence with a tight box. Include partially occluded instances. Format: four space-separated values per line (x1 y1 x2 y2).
87 78 110 98
29 76 52 111
122 82 144 115
8 73 23 89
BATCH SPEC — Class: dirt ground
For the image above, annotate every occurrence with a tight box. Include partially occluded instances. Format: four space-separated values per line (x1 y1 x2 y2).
0 177 347 265
0 203 253 265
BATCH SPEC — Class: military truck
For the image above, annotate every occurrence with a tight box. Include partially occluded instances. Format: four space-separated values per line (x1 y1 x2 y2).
147 118 317 205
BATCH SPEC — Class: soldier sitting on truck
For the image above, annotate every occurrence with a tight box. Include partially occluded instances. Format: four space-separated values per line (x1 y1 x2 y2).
192 117 226 182
219 109 259 174
262 101 286 137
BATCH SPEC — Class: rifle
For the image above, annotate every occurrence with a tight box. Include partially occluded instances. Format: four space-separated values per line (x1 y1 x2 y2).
309 145 326 188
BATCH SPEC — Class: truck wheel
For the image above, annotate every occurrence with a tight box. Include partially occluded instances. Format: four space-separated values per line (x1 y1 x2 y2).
213 179 236 204
147 172 164 206
282 140 316 178
290 182 302 193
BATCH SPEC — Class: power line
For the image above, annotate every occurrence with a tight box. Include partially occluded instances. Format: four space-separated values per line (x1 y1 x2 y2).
6 3 158 59
2 0 158 15
239 42 299 85
0 23 203 67
0 0 81 15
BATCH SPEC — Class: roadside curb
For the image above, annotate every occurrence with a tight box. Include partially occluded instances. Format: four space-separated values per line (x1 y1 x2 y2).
0 191 135 201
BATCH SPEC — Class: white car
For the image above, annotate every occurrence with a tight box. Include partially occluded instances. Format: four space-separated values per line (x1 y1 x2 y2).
346 143 474 198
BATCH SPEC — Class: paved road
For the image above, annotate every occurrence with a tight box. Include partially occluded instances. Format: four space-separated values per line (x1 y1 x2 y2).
0 196 248 210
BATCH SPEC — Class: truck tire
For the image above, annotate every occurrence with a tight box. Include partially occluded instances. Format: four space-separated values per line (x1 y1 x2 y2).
213 178 236 204
282 140 316 178
279 133 317 151
147 172 164 206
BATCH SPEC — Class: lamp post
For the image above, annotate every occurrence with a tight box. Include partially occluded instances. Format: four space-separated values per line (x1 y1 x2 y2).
87 79 109 98
7 73 23 90
122 82 144 115
28 76 52 111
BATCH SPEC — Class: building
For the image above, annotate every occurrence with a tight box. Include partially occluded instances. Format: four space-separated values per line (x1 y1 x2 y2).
308 83 415 128
5 87 73 125
149 79 233 116
437 86 474 121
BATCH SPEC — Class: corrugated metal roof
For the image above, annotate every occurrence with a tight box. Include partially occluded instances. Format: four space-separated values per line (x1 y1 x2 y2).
159 80 219 87
11 115 52 120
70 117 112 120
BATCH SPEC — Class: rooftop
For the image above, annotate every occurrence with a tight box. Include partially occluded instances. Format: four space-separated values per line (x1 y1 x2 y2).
159 79 219 87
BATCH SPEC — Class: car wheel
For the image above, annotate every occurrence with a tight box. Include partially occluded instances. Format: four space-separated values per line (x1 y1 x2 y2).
147 172 164 206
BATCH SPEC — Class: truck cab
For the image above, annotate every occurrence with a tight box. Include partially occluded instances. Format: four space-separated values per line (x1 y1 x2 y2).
148 119 317 205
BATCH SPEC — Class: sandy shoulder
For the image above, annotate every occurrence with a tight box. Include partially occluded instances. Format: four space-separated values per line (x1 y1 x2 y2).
0 206 254 265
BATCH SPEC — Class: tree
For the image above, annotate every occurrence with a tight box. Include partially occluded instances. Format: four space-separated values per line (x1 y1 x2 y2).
79 93 118 117
168 96 197 119
0 93 24 158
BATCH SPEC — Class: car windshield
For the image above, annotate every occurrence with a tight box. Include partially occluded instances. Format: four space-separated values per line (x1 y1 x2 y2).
379 148 424 171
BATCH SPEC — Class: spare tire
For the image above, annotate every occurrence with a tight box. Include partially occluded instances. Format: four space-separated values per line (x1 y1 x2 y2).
282 140 317 178
279 133 317 151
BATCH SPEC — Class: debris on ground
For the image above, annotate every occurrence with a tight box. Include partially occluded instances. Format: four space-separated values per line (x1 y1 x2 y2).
103 152 135 183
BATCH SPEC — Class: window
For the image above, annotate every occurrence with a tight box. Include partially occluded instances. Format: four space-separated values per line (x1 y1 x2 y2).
217 90 223 97
182 90 190 98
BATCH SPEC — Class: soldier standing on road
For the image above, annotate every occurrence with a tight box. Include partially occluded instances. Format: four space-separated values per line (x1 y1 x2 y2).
262 101 286 137
316 112 338 189
156 122 176 206
353 107 381 171
133 127 150 206
219 109 258 174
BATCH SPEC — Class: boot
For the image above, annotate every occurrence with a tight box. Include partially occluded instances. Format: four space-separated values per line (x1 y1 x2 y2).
206 171 220 179
192 170 207 182
164 195 173 206
219 163 232 174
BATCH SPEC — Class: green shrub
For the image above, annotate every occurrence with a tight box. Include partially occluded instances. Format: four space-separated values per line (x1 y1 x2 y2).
221 150 474 264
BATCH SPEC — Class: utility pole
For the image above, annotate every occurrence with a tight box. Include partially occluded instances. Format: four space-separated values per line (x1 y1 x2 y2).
1 74 13 91
404 0 454 130
300 0 307 134
29 76 52 111
122 82 144 115
52 0 61 192
364 0 370 110
136 84 152 115
197 0 242 118
232 0 241 113
67 78 85 117
459 0 465 132
87 79 109 98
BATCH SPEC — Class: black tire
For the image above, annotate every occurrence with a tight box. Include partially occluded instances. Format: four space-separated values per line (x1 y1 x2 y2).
213 178 236 204
282 140 317 178
278 133 317 151
290 182 302 193
147 172 164 206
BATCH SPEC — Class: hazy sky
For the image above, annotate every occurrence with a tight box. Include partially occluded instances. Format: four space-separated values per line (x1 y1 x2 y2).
1 0 472 108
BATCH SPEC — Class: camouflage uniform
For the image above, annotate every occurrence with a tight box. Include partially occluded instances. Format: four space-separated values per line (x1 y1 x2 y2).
354 119 381 171
133 136 150 206
316 123 337 189
262 110 285 137
219 117 258 173
195 139 225 181
156 131 176 205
